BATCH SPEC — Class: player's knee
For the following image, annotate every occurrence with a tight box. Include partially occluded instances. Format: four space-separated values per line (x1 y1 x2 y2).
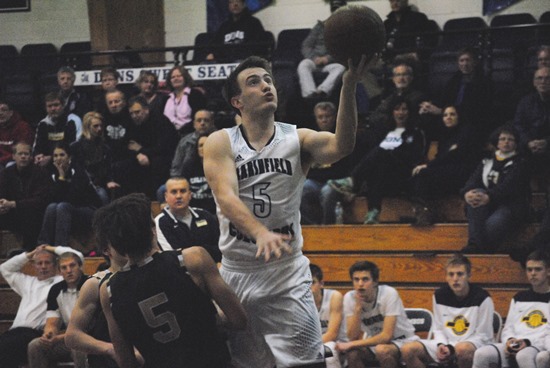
455 343 475 365
375 344 397 361
536 351 550 368
401 342 420 362
347 348 364 366
471 345 496 368
515 347 537 368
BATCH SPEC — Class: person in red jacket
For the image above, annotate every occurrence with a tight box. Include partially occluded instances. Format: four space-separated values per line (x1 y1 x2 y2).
0 100 33 172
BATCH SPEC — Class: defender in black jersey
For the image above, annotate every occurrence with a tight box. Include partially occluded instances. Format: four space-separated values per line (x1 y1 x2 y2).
97 194 247 368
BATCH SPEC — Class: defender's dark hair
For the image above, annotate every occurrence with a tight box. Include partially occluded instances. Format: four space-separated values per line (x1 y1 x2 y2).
349 260 380 282
93 193 153 260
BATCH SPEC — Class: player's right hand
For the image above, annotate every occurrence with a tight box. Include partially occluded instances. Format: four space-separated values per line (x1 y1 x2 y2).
255 230 292 262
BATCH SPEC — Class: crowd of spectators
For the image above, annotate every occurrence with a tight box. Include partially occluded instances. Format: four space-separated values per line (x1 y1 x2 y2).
0 0 549 258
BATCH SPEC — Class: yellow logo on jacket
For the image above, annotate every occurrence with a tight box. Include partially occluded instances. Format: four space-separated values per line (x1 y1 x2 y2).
446 315 470 336
522 310 547 328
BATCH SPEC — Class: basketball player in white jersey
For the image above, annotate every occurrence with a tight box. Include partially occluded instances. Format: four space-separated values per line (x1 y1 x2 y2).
204 55 371 367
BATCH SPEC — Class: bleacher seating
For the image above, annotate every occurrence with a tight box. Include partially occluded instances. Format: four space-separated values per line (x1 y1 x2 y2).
59 41 92 71
0 45 19 76
20 43 59 76
439 17 487 51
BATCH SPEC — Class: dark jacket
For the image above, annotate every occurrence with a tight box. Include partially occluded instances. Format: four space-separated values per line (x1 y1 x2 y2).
0 163 51 212
513 92 550 152
33 113 78 156
209 8 265 62
461 152 530 215
47 162 102 208
70 138 114 186
384 6 431 52
0 111 33 165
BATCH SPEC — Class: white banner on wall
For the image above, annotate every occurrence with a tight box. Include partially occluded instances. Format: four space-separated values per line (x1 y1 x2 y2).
74 63 238 86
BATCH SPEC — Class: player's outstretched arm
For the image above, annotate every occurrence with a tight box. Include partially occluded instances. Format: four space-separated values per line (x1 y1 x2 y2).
183 246 247 330
66 277 115 358
203 130 291 262
300 55 371 166
100 281 140 368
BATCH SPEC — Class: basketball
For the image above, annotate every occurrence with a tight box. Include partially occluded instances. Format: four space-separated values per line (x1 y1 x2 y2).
324 5 386 65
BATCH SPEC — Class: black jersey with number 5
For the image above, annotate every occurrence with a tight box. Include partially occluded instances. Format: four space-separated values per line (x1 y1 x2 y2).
108 251 230 368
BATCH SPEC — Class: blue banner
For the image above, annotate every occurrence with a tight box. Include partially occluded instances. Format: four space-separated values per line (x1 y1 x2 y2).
207 0 272 33
483 0 520 16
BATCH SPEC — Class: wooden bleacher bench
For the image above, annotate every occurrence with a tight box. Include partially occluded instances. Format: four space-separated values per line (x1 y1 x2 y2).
302 225 528 318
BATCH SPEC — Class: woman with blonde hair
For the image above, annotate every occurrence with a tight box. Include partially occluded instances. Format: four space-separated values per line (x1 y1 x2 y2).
71 111 119 204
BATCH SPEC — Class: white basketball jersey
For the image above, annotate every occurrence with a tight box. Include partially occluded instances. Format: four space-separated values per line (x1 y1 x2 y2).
217 122 305 264
319 289 347 342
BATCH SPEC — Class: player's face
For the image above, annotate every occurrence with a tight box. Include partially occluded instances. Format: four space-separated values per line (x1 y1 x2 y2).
193 110 214 135
526 260 550 289
314 107 336 132
165 179 192 211
57 72 75 92
311 276 323 297
442 106 459 128
89 118 103 138
106 92 126 114
33 252 57 281
497 132 517 154
352 270 378 301
392 65 412 90
59 257 82 287
0 104 13 124
446 265 470 297
458 53 476 75
46 99 64 119
101 74 118 91
197 136 208 158
233 67 277 115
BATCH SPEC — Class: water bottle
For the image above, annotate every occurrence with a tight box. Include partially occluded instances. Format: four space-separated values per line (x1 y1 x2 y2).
335 201 344 225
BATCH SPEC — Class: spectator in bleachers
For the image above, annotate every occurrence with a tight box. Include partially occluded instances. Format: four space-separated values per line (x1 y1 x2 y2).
0 100 33 172
163 65 208 136
420 47 492 139
461 126 530 254
102 89 132 192
0 244 83 368
155 176 221 262
384 0 431 54
310 263 346 368
37 142 102 248
33 92 82 167
180 133 216 214
336 260 418 368
513 66 550 175
206 0 266 63
410 105 480 226
57 66 92 119
158 109 217 203
0 142 50 251
297 19 345 100
134 70 168 117
401 253 494 368
27 251 88 368
328 96 425 224
93 67 118 116
124 95 178 198
472 249 550 368
301 102 354 224
537 46 550 69
368 63 427 143
65 231 132 368
70 112 119 205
